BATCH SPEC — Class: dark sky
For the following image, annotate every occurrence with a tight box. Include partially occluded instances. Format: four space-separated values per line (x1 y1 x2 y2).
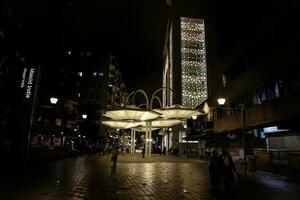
4 0 169 94
62 0 169 93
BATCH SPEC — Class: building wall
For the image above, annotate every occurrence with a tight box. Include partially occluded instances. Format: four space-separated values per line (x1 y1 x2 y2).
269 133 300 150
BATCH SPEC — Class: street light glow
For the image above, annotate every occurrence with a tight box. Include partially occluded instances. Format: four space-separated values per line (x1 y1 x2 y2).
217 98 226 105
50 97 58 104
82 114 87 119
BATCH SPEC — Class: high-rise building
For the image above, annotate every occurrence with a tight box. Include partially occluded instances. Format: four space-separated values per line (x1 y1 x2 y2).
162 0 212 108
180 17 207 108
161 0 215 154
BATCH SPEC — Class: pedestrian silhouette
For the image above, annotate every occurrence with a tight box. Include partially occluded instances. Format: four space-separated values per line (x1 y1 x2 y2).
209 150 221 190
142 145 145 159
219 148 236 192
111 142 119 168
163 146 166 156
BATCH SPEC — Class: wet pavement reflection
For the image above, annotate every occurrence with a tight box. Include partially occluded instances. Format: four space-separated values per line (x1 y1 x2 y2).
0 154 299 200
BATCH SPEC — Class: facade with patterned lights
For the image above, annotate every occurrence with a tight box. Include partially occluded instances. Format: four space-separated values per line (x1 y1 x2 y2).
180 17 207 108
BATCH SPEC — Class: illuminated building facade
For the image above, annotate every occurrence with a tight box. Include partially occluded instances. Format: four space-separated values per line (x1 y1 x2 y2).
161 0 214 154
180 17 207 108
162 2 208 109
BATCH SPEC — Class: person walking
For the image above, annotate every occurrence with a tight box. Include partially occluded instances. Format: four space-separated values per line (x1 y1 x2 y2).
111 142 119 168
142 145 145 159
219 148 236 192
163 146 166 156
209 150 221 190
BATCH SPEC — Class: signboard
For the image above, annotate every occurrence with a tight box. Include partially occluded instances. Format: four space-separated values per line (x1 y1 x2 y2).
15 65 40 166
20 67 36 99
263 126 278 133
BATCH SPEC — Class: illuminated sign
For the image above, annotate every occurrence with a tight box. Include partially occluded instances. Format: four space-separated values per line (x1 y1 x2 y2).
263 126 290 133
20 67 36 99
26 68 35 99
20 68 27 88
263 126 278 133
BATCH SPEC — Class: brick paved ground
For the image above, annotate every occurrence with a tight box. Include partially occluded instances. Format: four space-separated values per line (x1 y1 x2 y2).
0 153 299 200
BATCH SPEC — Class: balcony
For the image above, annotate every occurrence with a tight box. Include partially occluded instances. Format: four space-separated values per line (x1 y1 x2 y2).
214 94 300 133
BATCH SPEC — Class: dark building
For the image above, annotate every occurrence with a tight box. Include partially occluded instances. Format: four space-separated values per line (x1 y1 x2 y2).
33 51 128 148
161 1 300 171
194 0 300 172
0 10 42 171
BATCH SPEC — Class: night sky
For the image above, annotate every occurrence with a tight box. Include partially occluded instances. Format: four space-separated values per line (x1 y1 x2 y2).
6 0 169 94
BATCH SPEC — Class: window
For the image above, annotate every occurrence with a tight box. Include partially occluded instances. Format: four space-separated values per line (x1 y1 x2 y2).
77 72 83 77
274 81 280 97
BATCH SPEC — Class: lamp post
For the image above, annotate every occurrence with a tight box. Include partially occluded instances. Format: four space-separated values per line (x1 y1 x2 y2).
217 98 246 174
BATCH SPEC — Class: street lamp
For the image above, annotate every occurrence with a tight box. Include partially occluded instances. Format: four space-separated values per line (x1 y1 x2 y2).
82 114 87 119
217 98 226 106
50 97 58 104
217 98 246 174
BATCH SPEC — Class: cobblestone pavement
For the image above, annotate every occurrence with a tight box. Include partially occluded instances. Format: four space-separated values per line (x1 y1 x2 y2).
0 153 299 200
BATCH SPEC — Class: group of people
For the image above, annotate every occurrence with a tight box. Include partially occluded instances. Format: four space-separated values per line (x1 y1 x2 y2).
209 148 238 193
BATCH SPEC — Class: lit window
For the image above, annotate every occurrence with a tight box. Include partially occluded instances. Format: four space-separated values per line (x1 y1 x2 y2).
93 72 97 77
77 93 81 97
99 72 104 76
77 72 83 77
67 50 72 55
86 51 91 57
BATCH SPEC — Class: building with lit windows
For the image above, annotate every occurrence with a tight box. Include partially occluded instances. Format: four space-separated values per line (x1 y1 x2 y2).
34 52 127 147
162 11 208 108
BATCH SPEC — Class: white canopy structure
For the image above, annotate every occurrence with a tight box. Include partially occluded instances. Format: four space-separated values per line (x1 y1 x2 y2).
134 126 160 132
103 106 161 121
101 120 140 129
154 104 203 119
102 89 204 159
139 118 182 128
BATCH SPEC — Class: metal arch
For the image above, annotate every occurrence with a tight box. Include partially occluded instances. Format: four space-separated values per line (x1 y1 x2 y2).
151 96 162 109
133 89 149 109
150 87 173 110
124 91 137 106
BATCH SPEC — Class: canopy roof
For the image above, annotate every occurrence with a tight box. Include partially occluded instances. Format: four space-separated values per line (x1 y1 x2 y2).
134 126 160 132
103 106 161 121
101 120 140 129
139 118 182 128
154 104 203 119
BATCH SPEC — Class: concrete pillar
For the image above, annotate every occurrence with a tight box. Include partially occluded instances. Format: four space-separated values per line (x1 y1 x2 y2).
145 123 148 158
131 129 134 154
133 129 136 154
149 122 152 158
